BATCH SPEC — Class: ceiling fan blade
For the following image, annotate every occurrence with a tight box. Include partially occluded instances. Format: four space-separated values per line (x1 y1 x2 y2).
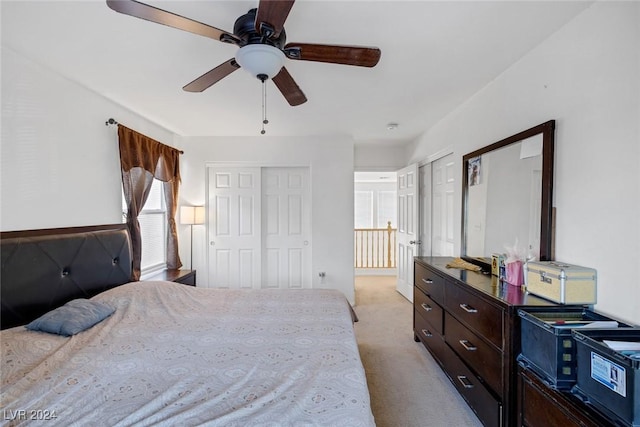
284 43 381 67
255 0 295 38
106 0 240 44
272 67 307 106
183 59 241 92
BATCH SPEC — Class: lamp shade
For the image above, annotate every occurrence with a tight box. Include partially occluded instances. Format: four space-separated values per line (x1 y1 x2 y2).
235 44 285 79
181 206 205 225
193 206 205 225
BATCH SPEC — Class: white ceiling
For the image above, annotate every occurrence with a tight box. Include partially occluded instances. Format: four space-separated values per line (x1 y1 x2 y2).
1 1 592 146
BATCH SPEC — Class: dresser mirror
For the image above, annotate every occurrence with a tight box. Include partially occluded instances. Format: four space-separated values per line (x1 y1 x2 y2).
461 120 555 270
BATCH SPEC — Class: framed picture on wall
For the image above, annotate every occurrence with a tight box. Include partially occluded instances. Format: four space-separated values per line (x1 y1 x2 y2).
468 156 481 186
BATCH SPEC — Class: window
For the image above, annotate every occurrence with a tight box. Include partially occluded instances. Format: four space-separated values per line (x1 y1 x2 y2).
354 189 397 229
377 191 397 228
122 179 167 274
354 191 373 228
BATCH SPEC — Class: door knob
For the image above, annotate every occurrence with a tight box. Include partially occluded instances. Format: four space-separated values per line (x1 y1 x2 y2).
409 240 422 245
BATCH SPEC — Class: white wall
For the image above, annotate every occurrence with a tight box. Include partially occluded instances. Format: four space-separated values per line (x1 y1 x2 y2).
354 144 406 171
1 47 175 231
406 2 640 324
176 135 356 303
1 46 357 304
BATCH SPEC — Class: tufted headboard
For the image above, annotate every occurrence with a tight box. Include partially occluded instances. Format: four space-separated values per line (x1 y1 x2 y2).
1 224 133 330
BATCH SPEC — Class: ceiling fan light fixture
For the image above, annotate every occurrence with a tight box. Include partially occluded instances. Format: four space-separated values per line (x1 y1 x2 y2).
235 44 285 80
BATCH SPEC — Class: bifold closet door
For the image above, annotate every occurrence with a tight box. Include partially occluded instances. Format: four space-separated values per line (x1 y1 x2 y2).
431 154 455 257
207 166 310 289
207 167 262 289
262 167 311 289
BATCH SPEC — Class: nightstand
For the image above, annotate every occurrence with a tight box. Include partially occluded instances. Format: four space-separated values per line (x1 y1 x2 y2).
142 269 196 286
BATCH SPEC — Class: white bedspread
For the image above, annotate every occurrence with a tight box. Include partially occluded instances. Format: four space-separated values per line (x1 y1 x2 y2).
1 282 374 426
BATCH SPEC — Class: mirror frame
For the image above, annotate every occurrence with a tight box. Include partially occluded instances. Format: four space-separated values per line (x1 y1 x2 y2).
461 120 555 266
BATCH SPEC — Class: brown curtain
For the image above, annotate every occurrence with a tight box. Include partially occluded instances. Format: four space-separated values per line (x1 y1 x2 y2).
163 179 181 269
118 125 182 280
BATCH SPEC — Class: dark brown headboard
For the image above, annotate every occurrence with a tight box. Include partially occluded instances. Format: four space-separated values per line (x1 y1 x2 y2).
1 224 133 330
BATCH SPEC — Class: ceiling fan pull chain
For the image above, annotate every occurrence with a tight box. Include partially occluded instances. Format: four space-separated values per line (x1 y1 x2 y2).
259 74 269 135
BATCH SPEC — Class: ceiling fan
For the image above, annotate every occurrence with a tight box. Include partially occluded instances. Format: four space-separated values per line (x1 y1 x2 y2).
106 0 382 107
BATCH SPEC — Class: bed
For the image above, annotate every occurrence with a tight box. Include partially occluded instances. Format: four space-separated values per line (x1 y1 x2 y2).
1 224 374 426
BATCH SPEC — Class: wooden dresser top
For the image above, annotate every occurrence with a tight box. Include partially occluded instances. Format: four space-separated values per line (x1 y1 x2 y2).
415 256 563 311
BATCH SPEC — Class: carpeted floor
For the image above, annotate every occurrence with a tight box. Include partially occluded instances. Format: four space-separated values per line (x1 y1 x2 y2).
353 276 482 427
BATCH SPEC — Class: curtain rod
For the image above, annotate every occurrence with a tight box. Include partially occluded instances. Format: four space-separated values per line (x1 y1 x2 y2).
105 118 184 154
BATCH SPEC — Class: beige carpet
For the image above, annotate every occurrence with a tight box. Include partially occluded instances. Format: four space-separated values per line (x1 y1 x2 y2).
353 276 482 427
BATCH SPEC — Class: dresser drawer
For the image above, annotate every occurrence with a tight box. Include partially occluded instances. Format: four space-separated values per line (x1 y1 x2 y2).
520 372 583 427
442 342 502 427
446 282 503 349
518 367 615 427
414 308 447 366
414 287 443 335
415 262 445 304
446 312 503 395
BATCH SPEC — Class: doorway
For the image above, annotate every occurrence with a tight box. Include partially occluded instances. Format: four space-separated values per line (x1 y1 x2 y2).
354 171 398 276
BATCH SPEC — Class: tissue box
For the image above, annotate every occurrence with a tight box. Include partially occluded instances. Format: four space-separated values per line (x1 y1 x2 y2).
506 260 524 286
525 261 597 304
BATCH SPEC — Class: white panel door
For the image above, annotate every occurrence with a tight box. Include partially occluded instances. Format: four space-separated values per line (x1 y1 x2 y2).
207 167 261 289
396 163 419 302
419 164 432 258
431 155 455 256
262 167 311 289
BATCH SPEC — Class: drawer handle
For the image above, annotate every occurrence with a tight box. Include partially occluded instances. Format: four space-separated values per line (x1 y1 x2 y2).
421 278 434 285
420 303 433 312
421 329 433 338
459 340 477 351
457 375 474 389
459 303 478 313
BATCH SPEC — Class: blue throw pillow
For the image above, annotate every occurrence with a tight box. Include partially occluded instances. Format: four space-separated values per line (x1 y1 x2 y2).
26 299 115 336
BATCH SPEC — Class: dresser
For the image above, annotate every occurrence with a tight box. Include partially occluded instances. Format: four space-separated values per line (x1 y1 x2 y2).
517 366 615 427
413 257 569 426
